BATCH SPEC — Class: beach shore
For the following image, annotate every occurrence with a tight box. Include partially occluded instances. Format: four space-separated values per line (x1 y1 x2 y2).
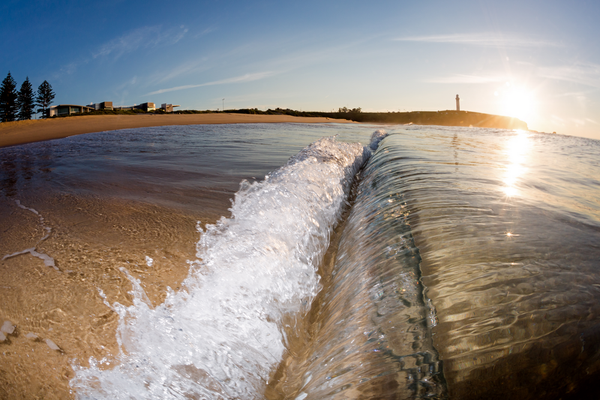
0 113 354 148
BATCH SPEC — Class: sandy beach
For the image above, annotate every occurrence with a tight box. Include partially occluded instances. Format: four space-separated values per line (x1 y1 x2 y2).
0 113 353 148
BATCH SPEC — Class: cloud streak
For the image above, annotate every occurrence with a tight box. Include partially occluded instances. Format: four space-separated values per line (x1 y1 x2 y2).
538 63 600 89
425 74 506 84
395 33 561 48
146 71 278 95
151 58 210 85
92 25 188 59
427 62 600 89
57 25 189 77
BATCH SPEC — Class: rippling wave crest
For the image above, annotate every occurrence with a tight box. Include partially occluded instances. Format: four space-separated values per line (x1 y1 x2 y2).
70 136 372 399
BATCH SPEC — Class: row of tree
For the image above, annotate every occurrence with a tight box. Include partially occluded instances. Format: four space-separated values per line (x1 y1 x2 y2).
338 107 362 114
0 72 55 122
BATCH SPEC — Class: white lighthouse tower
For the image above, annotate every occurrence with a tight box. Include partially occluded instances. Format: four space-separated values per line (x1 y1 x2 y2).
456 94 460 111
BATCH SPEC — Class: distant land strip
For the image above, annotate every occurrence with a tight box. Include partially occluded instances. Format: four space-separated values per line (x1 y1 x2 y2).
345 110 528 130
0 109 527 148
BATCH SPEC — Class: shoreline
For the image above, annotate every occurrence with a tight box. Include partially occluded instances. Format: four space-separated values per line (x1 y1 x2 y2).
0 113 355 148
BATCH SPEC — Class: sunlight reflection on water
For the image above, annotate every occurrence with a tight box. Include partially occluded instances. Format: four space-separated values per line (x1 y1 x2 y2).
502 130 531 198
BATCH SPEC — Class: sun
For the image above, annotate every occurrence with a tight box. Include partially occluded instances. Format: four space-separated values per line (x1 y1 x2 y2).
496 83 537 123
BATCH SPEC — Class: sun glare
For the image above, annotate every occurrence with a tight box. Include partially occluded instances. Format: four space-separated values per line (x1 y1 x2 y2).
496 83 537 123
501 130 531 198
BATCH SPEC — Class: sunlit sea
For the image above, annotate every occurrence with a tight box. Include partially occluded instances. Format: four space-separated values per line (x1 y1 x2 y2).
1 123 599 399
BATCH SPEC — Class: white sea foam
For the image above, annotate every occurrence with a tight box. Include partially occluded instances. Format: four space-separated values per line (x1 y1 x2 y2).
2 200 57 270
369 129 389 150
71 136 372 399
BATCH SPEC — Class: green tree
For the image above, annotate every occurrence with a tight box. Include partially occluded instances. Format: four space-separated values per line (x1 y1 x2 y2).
337 107 361 114
36 80 55 118
0 72 18 122
17 77 35 120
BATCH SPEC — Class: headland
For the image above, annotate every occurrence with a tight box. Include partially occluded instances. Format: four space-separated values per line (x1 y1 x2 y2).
335 110 528 130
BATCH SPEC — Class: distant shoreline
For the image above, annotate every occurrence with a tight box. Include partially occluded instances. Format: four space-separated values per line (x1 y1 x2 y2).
0 110 529 148
0 113 356 148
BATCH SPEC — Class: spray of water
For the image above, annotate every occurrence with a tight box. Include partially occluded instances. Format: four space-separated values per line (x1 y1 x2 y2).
71 136 377 399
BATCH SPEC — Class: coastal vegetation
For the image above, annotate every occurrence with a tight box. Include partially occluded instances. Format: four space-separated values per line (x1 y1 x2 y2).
17 77 35 120
0 72 55 122
36 80 56 119
0 72 17 122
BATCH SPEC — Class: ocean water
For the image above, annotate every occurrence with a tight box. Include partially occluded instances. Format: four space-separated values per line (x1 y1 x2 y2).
1 123 599 399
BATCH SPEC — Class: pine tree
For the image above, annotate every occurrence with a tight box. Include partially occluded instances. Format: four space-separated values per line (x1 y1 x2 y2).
17 77 35 120
0 72 18 122
36 80 55 118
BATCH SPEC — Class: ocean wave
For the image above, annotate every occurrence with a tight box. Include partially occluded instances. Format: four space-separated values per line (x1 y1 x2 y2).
71 135 376 399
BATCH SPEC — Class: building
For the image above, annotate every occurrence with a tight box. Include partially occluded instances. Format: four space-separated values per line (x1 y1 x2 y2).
161 103 180 112
135 102 155 112
47 100 176 116
90 101 113 110
48 104 94 117
90 101 155 112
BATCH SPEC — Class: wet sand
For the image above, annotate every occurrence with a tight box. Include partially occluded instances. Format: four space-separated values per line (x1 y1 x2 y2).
0 192 227 399
0 113 353 148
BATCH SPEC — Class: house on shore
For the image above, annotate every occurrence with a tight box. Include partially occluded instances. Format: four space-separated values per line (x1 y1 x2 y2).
90 101 113 110
161 103 180 113
47 100 179 117
48 104 94 117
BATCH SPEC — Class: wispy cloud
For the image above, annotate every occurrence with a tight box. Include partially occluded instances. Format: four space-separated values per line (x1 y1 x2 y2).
146 33 367 92
193 27 217 39
56 25 189 77
395 33 560 48
425 74 506 84
92 25 188 59
59 61 80 76
146 40 279 87
146 71 278 95
553 90 591 98
538 63 600 89
151 58 211 85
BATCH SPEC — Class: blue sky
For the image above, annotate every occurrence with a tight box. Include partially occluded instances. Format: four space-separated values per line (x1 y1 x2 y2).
2 0 599 139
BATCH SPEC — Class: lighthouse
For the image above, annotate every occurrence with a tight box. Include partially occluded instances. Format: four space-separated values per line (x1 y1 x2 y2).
456 94 460 111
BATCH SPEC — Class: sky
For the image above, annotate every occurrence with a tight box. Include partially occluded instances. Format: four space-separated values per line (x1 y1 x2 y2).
2 0 599 139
